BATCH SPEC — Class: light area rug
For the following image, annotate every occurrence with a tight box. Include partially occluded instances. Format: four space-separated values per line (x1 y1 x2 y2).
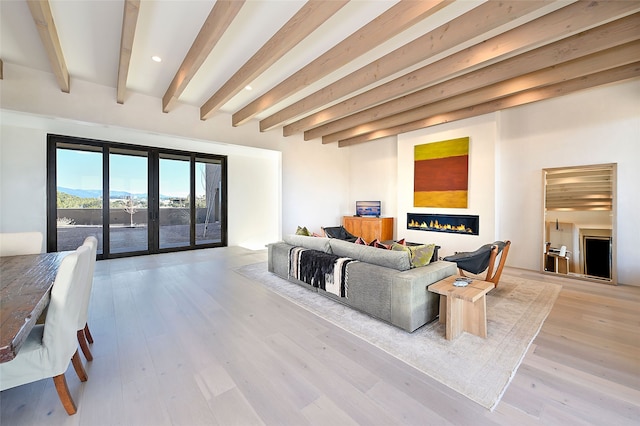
236 262 561 410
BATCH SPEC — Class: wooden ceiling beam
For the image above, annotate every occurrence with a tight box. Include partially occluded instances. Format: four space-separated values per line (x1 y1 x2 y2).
265 0 552 133
200 0 348 120
547 186 612 193
547 172 613 180
546 165 614 177
547 195 613 201
323 42 639 144
116 0 140 104
307 15 640 141
231 0 449 127
547 194 613 200
162 0 245 112
293 2 640 138
337 63 640 147
27 0 69 93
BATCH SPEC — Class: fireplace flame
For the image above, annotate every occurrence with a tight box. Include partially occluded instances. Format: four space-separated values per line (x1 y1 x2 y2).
408 218 474 234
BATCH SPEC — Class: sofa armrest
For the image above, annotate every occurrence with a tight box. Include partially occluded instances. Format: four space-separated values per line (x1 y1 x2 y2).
390 261 457 332
283 234 332 253
267 242 293 278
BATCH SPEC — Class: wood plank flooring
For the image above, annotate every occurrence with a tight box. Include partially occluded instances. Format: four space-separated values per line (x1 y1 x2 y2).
1 246 638 425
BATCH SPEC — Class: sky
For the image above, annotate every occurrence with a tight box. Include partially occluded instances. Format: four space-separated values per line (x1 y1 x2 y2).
57 149 198 197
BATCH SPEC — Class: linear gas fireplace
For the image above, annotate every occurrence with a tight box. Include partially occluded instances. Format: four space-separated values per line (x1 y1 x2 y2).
407 213 479 235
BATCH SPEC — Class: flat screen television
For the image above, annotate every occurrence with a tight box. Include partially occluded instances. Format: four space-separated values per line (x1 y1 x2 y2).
356 201 381 217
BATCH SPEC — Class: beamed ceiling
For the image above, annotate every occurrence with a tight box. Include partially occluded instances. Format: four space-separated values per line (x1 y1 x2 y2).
1 0 639 147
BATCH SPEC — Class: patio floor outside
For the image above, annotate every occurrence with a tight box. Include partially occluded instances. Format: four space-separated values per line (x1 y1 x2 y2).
57 223 222 254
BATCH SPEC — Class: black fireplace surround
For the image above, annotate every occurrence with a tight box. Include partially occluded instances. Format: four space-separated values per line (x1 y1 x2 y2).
407 213 479 235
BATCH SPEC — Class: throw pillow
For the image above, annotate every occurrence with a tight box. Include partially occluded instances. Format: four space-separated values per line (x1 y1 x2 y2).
368 238 379 247
396 238 406 245
374 240 391 250
391 243 410 258
392 242 436 268
355 237 367 245
409 243 436 267
296 226 312 236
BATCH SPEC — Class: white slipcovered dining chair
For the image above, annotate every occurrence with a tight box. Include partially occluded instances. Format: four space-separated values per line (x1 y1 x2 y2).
0 245 91 415
77 236 98 362
0 232 43 256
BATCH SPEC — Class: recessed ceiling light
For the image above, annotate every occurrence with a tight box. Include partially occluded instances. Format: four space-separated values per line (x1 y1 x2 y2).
152 56 162 63
245 85 252 91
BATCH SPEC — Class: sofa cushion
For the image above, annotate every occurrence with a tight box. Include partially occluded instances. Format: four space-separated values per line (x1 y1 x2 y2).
283 234 332 253
392 243 436 268
329 239 411 271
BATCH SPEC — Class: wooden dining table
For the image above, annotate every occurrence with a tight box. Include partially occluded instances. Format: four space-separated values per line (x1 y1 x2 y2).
0 251 71 363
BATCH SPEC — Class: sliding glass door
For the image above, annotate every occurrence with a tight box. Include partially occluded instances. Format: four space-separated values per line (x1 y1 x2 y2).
195 158 223 245
47 135 226 258
109 148 149 254
54 144 104 254
159 154 191 249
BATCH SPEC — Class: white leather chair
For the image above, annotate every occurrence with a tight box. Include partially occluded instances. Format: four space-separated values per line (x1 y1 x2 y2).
0 246 91 415
0 232 43 256
77 236 98 361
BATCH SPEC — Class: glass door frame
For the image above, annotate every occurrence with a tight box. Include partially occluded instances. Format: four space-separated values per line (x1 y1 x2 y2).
47 134 227 259
108 146 151 256
157 152 193 251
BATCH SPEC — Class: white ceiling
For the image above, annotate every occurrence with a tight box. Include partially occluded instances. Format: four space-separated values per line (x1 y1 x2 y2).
1 0 638 142
0 0 503 117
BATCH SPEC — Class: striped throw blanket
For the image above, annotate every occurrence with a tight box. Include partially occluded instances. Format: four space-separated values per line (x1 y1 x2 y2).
289 247 357 297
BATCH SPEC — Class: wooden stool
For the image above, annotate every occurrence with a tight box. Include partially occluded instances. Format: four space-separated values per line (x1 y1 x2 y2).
428 276 494 340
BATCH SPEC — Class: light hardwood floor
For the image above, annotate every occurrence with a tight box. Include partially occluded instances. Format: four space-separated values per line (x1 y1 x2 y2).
1 246 638 425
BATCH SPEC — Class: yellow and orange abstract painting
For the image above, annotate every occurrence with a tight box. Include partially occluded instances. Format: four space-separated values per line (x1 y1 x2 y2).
414 137 469 208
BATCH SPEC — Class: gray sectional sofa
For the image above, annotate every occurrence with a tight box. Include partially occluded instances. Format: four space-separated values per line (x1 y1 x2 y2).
267 234 457 332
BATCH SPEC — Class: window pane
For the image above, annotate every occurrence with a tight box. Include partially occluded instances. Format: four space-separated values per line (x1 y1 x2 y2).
109 151 148 253
196 159 222 245
159 156 190 249
56 147 103 253
50 137 226 258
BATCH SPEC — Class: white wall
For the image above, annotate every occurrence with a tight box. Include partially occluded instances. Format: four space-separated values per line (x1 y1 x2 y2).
346 136 398 233
396 114 498 256
0 63 350 248
279 137 350 236
0 124 48 233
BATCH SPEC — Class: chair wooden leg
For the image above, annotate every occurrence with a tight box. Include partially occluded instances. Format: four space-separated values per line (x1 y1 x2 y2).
488 241 511 287
71 350 88 382
52 374 77 415
84 323 94 344
484 246 499 283
77 329 93 361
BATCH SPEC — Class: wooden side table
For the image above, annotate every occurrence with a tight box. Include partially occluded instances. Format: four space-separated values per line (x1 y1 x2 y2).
544 252 569 274
428 275 494 340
